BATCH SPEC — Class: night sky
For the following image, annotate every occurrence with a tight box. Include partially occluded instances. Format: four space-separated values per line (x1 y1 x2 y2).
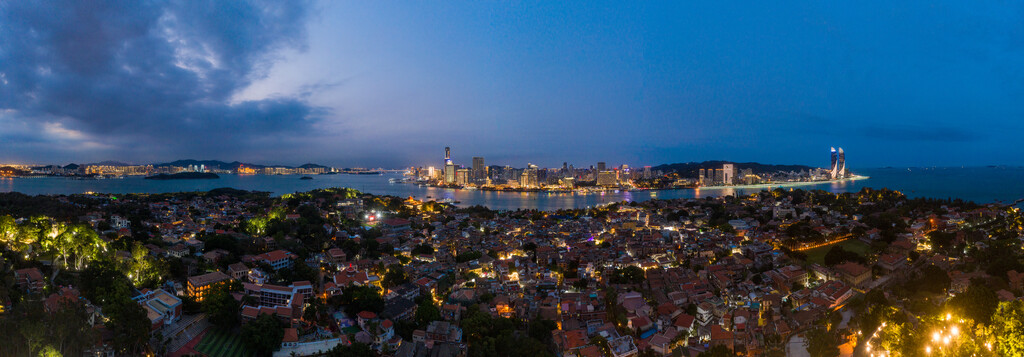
1 1 1022 168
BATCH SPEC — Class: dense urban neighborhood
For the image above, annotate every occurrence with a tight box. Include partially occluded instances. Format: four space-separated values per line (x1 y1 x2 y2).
1 186 1023 356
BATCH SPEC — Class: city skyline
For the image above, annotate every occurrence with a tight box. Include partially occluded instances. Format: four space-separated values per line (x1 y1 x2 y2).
2 2 1023 168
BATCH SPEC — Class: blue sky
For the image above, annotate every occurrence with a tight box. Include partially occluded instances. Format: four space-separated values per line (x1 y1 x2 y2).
1 1 1022 168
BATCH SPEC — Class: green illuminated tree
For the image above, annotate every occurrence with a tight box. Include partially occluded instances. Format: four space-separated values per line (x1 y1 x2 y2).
947 280 999 324
992 300 1024 356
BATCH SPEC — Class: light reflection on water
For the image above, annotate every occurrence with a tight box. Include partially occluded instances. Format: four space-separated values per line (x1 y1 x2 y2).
4 167 1024 210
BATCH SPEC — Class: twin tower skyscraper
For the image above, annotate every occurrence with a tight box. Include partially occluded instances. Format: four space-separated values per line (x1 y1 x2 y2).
830 147 846 180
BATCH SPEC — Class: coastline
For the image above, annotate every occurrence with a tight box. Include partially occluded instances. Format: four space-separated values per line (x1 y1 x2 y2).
416 175 870 195
693 175 870 191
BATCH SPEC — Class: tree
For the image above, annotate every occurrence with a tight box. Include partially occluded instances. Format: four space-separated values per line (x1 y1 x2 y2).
65 224 106 270
382 264 409 288
204 285 240 329
414 299 441 326
327 342 375 357
804 328 838 357
916 265 952 294
992 300 1024 356
242 314 285 357
697 345 732 357
947 280 999 324
411 244 434 255
0 299 96 357
609 266 645 284
104 283 151 354
823 246 864 266
334 285 384 315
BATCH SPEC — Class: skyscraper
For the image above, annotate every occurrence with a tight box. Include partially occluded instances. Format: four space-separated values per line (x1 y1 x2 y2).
472 157 485 183
597 162 606 172
830 147 838 179
444 147 455 184
723 163 735 185
837 147 846 179
698 168 706 184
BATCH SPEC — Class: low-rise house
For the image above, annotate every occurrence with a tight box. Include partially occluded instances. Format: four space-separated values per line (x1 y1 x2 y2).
186 271 231 302
14 268 45 294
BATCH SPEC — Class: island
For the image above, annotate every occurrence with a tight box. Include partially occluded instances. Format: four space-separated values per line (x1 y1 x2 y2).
144 172 220 180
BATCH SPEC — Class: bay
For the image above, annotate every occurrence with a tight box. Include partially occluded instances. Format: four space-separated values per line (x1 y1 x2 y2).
2 167 1023 210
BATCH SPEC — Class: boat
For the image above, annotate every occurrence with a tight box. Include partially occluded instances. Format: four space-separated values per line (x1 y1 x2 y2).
300 176 313 180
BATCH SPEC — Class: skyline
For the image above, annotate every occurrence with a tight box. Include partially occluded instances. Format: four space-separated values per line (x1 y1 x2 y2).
2 1 1023 168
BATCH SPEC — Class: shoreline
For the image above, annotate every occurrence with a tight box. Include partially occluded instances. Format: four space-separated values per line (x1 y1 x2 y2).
693 175 869 191
419 175 870 195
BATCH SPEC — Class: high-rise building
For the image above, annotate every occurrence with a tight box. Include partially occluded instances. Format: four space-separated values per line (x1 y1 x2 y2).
472 157 486 183
444 147 455 184
597 171 618 187
723 164 735 185
456 168 470 186
698 168 706 184
520 168 538 188
830 147 838 179
597 162 606 172
837 147 846 178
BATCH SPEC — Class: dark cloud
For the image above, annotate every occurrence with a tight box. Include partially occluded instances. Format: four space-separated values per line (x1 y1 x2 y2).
0 0 318 160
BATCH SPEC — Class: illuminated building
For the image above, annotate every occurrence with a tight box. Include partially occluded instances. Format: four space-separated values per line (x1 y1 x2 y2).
837 147 846 178
243 281 313 307
456 168 470 185
520 168 538 188
597 162 606 171
472 157 486 183
698 168 706 184
187 271 231 302
597 171 617 187
444 147 455 184
723 164 735 185
237 165 257 175
830 147 838 179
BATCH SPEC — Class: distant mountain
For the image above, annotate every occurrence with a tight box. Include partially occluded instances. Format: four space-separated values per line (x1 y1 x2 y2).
652 161 817 177
63 163 80 170
298 163 330 169
86 160 134 166
153 160 330 170
153 160 263 170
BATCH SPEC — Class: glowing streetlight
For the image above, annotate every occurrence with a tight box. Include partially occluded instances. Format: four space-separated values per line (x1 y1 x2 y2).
925 346 931 354
950 325 959 336
932 331 940 342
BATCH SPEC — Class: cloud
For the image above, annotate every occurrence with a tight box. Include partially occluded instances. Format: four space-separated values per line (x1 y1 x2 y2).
0 0 319 162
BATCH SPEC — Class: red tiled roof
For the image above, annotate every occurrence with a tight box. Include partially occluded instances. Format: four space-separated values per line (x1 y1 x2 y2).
282 328 299 343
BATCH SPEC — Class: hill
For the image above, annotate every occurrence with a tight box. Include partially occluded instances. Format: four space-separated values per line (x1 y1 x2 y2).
153 160 267 170
298 163 330 169
144 172 220 180
85 160 134 166
153 160 330 170
652 161 817 177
